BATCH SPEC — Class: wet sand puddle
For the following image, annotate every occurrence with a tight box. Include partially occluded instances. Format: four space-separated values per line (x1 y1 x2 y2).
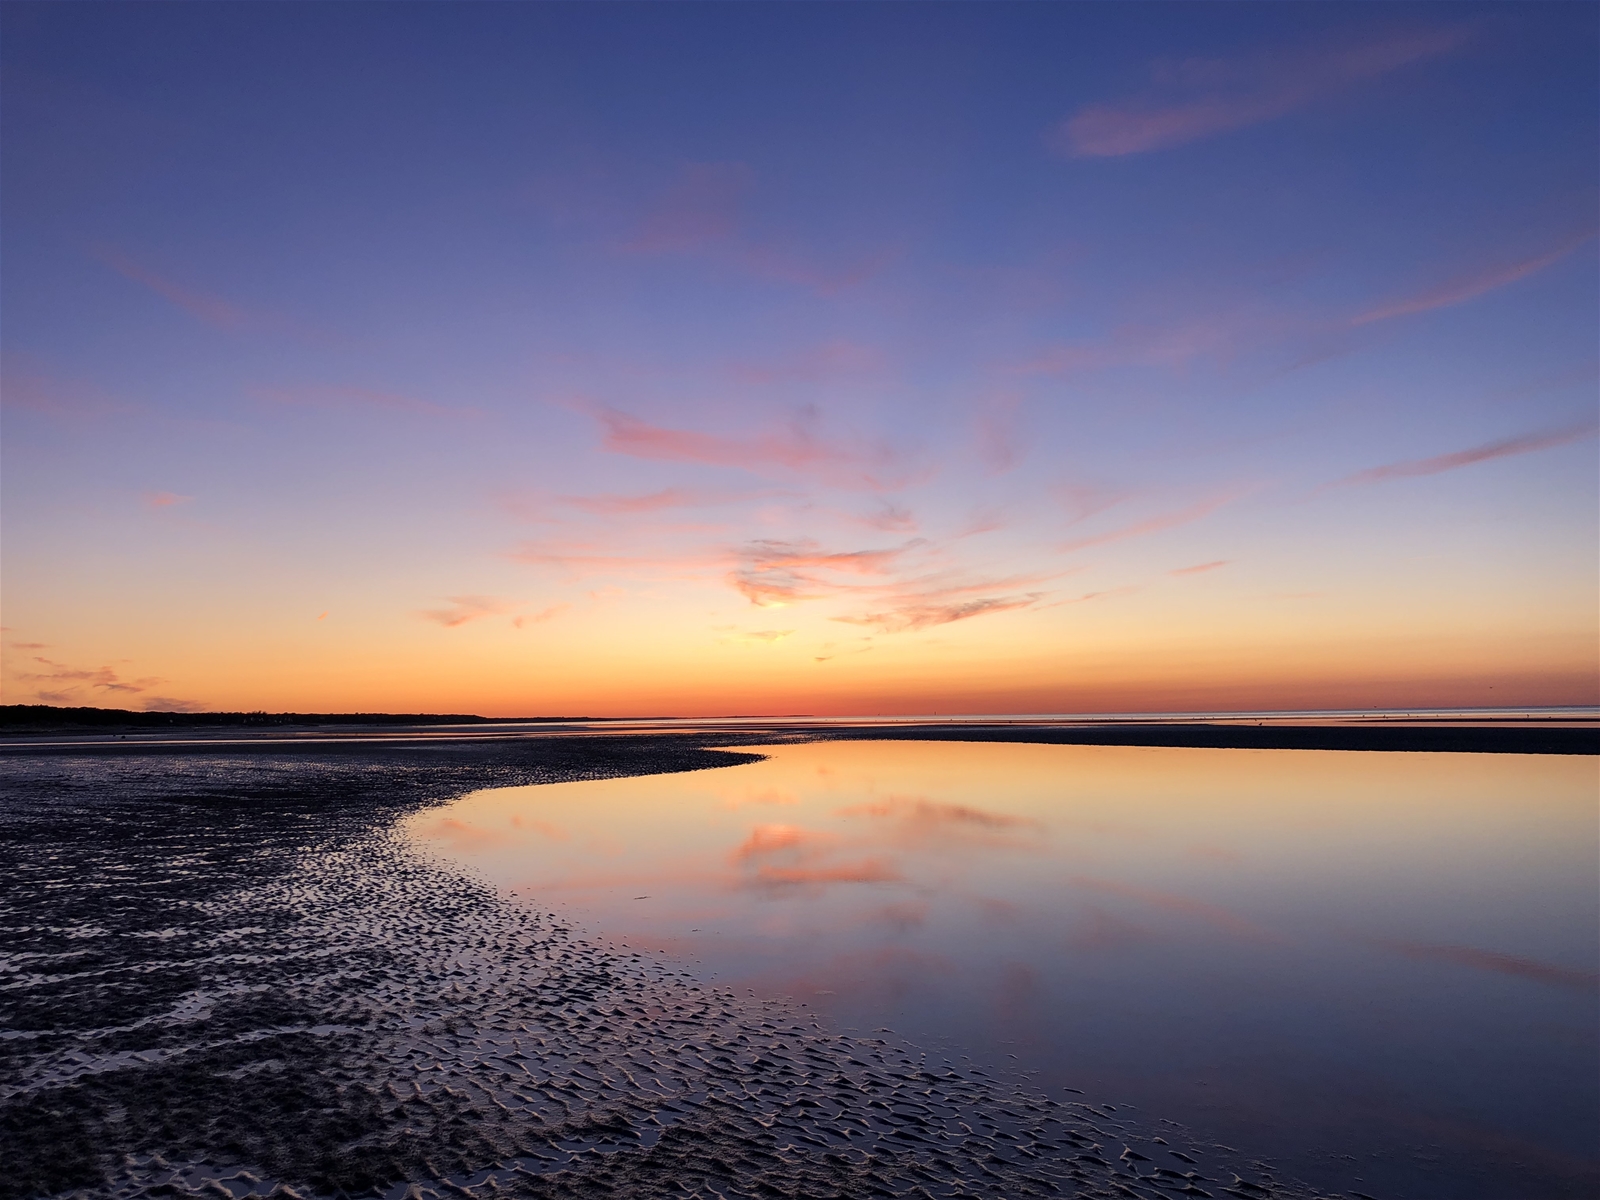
1 744 1317 1200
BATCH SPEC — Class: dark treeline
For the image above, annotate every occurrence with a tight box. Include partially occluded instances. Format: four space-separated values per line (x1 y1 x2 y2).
0 706 586 729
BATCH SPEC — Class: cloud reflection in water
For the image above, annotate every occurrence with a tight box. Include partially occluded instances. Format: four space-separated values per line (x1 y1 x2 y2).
406 739 1598 1199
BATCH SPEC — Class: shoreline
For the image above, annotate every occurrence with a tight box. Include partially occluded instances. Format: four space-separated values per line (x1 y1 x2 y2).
3 718 1595 756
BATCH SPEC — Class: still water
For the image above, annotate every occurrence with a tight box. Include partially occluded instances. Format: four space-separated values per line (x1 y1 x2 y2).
406 740 1599 1198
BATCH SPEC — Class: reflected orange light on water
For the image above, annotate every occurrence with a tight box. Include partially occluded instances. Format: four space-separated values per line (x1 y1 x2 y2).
406 739 1593 966
404 738 1599 1195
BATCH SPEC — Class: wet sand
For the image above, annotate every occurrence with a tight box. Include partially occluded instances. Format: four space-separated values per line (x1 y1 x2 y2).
0 729 1580 1199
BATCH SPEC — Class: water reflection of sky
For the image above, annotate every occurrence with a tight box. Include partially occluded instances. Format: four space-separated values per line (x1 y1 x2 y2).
406 741 1599 1199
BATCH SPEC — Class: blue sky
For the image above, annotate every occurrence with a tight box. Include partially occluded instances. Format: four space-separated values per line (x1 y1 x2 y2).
3 2 1595 714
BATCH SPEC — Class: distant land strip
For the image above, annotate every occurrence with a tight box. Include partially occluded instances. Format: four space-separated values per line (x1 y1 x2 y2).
812 722 1599 756
0 705 590 729
0 705 1594 754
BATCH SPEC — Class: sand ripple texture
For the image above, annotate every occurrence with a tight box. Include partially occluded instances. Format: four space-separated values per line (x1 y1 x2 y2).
1 738 1322 1200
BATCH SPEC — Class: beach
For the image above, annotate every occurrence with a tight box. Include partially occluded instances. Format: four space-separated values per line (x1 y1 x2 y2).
0 730 1350 1200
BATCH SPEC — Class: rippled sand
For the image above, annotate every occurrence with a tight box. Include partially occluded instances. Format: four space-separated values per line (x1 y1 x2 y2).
2 738 1321 1200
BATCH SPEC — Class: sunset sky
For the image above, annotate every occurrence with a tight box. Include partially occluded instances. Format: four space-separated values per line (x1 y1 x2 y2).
3 2 1596 716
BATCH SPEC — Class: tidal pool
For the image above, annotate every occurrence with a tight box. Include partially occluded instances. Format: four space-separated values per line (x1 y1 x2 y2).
407 740 1599 1199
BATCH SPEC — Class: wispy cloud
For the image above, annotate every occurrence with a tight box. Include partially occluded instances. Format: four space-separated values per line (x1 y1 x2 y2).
9 655 174 705
96 246 256 329
1056 481 1133 526
728 823 899 892
1060 492 1241 553
832 594 1041 634
138 696 208 713
1067 906 1164 953
508 483 1067 639
1350 231 1596 326
560 487 740 516
975 392 1024 472
419 595 514 627
841 797 1037 830
593 406 910 491
1171 560 1230 576
1329 422 1598 488
719 628 795 646
732 823 831 863
1072 874 1280 941
721 533 1062 635
1051 25 1471 158
730 537 914 607
508 541 724 576
1006 309 1284 379
512 604 568 629
0 362 138 422
736 243 898 297
253 384 477 419
620 161 752 254
142 491 192 509
1374 939 1599 991
746 860 900 889
852 501 918 533
619 161 895 295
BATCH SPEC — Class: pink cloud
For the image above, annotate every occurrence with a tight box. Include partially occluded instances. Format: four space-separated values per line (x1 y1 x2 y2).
96 247 254 329
498 485 786 526
11 656 168 701
1071 874 1280 941
620 161 753 254
730 537 913 606
571 491 697 516
732 823 831 863
839 796 1040 834
509 539 725 578
728 533 1066 628
735 243 899 297
0 363 137 422
1170 559 1230 576
419 595 513 628
142 491 192 509
1330 422 1598 488
831 594 1041 634
1374 939 1598 990
750 859 901 888
719 627 794 646
253 384 476 419
850 501 917 533
1051 25 1472 158
511 604 568 629
594 406 910 491
619 162 894 295
1007 312 1268 377
1067 906 1164 953
975 392 1024 472
560 487 743 515
1060 491 1241 552
1350 231 1596 326
727 822 898 891
1055 481 1133 526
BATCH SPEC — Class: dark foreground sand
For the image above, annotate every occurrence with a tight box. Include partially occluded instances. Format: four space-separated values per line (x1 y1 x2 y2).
2 729 1565 1200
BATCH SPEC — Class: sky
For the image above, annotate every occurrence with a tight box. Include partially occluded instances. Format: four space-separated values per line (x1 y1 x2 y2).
2 1 1595 717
